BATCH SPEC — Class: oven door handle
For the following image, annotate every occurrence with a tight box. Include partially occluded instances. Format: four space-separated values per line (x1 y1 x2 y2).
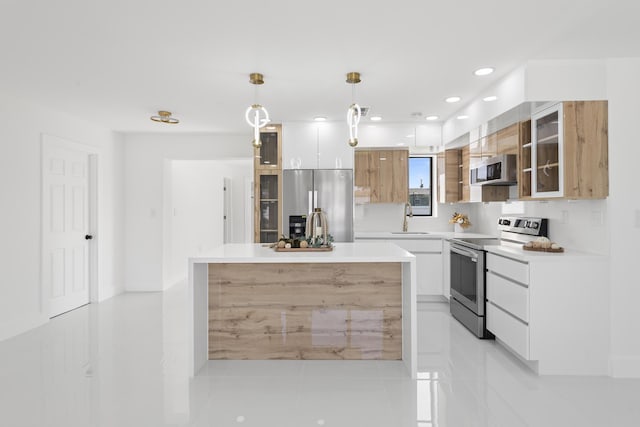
451 246 479 262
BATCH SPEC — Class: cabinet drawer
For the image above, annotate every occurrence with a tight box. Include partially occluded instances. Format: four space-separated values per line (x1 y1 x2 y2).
487 253 529 285
487 271 529 322
392 239 442 253
487 302 529 360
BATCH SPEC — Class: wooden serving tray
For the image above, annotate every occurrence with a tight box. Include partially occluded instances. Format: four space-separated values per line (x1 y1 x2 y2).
523 245 564 253
274 246 333 252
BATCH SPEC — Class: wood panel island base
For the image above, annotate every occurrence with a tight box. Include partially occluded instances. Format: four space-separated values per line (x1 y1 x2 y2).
189 243 417 378
209 262 401 360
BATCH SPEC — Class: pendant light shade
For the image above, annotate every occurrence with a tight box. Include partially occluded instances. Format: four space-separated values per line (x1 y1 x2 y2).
346 72 362 147
246 73 270 148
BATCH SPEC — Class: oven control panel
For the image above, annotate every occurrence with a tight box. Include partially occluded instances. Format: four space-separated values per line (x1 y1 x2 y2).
497 216 548 236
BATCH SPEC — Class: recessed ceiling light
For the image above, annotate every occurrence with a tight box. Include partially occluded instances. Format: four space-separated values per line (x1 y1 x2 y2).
405 134 415 138
474 67 495 76
425 115 439 121
445 96 461 103
314 116 327 122
370 116 382 121
483 96 498 102
457 115 469 120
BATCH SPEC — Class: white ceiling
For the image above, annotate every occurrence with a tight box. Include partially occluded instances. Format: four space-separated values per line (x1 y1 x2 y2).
1 0 639 134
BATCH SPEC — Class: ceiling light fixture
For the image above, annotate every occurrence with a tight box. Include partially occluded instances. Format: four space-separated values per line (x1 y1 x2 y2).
457 115 469 120
445 96 461 103
245 73 270 148
314 116 327 122
370 116 382 121
346 71 362 147
150 110 179 124
426 115 439 121
483 95 498 102
474 67 495 76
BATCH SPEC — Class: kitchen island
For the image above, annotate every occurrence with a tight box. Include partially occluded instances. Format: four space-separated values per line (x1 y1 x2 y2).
188 242 417 378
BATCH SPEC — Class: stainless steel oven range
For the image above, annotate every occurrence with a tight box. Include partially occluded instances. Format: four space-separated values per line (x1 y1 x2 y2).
449 216 548 338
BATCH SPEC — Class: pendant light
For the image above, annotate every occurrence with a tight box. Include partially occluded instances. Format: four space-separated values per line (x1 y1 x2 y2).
346 72 362 147
150 110 179 124
245 73 271 148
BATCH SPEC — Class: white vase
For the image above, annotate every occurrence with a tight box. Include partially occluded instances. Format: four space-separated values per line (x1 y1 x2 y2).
454 223 464 233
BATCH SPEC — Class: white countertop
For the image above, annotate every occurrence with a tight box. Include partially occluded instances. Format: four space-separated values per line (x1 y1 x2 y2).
486 244 607 262
355 231 496 240
189 242 415 264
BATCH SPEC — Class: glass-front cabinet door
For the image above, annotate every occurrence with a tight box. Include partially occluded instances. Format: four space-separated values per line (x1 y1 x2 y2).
531 103 563 198
254 170 281 243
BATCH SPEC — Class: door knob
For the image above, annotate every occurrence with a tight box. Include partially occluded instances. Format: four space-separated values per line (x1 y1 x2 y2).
85 234 93 240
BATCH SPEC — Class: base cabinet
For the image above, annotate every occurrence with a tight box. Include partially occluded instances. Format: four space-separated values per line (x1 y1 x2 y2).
485 251 609 375
355 237 443 296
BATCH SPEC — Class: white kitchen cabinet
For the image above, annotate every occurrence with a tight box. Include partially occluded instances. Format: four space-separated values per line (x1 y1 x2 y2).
282 122 354 170
442 240 451 300
485 249 609 375
355 237 443 297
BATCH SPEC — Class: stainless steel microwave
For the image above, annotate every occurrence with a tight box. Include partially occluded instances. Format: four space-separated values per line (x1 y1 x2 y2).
470 154 517 185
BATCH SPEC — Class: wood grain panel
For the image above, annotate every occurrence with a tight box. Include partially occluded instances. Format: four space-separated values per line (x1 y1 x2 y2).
563 101 609 199
391 150 409 203
208 262 402 360
519 120 532 199
367 151 381 203
354 151 371 204
481 186 510 202
484 133 498 159
444 149 461 203
461 145 470 202
497 123 519 155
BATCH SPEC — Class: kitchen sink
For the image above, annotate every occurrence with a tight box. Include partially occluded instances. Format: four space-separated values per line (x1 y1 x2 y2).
391 231 430 234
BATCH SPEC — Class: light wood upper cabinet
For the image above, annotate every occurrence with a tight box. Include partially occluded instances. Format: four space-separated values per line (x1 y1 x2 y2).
441 148 461 203
519 120 532 199
497 123 519 155
563 101 608 199
529 101 608 199
254 124 282 170
354 149 408 204
461 145 470 202
482 132 498 159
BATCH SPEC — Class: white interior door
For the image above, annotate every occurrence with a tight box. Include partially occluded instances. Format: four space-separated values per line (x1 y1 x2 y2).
43 143 91 317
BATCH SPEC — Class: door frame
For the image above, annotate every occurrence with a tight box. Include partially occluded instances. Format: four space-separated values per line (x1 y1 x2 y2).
41 134 100 316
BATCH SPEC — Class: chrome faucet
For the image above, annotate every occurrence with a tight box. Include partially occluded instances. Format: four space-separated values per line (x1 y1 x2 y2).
402 202 413 232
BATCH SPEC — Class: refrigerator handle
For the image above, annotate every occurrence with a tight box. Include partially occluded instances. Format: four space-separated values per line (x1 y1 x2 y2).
313 190 318 209
308 191 313 215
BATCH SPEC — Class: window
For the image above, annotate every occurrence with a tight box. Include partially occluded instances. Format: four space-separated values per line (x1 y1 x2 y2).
408 156 433 216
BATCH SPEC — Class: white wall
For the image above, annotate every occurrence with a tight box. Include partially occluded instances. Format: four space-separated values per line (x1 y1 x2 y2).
167 159 252 286
0 93 124 342
472 199 609 254
606 58 640 377
123 133 252 291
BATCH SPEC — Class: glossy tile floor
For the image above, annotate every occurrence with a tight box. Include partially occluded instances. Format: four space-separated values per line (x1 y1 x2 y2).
1 284 639 427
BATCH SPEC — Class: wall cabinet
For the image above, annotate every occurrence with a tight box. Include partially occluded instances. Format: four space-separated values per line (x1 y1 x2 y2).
254 125 283 242
354 149 408 204
526 101 608 199
439 148 461 203
282 123 354 169
485 250 609 375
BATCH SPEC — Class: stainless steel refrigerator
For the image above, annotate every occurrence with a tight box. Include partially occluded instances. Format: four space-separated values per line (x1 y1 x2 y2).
283 169 354 242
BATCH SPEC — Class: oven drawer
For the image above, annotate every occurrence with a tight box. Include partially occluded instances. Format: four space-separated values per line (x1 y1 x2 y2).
487 302 529 359
487 253 529 285
487 271 529 322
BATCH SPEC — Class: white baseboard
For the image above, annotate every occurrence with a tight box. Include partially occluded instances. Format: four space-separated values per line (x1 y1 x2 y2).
417 295 448 303
610 356 640 378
